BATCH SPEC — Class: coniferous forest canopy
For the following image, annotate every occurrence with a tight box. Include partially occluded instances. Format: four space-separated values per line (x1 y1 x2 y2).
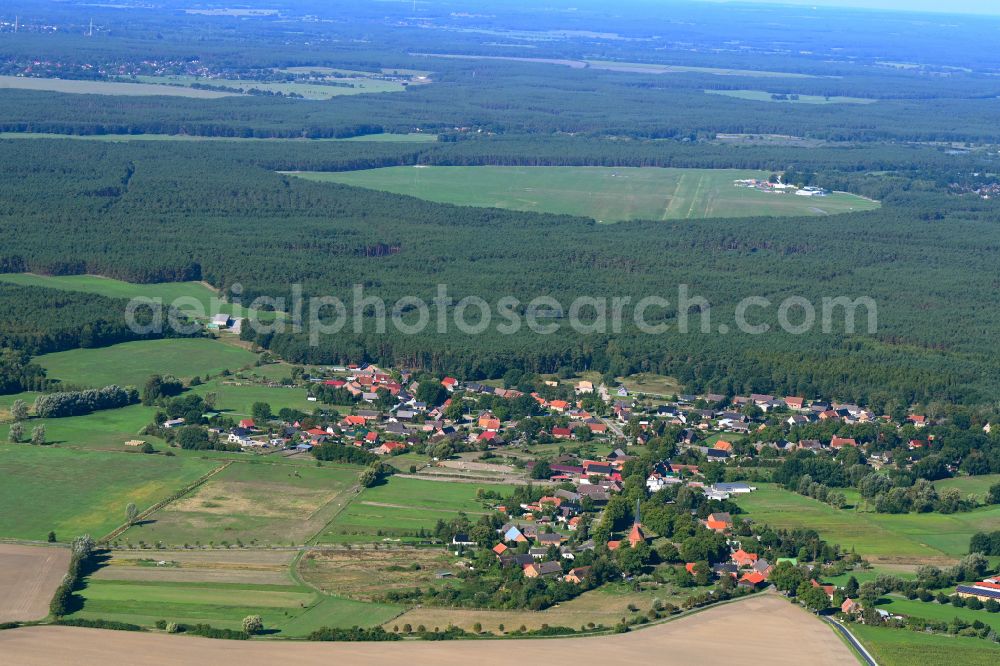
0 1 999 410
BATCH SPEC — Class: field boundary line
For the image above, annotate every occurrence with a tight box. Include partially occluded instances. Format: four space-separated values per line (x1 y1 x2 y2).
99 460 234 543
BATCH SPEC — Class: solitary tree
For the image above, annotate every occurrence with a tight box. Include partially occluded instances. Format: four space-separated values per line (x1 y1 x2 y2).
242 614 263 635
10 398 28 422
125 503 138 526
30 424 45 445
251 402 272 423
8 421 24 443
47 531 56 543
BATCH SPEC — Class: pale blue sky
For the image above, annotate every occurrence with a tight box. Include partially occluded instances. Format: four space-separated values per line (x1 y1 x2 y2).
727 0 1000 15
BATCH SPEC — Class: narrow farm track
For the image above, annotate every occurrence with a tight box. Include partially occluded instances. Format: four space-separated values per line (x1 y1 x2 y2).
100 460 234 543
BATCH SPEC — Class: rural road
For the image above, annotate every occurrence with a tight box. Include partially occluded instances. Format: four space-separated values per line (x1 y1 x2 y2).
823 616 878 666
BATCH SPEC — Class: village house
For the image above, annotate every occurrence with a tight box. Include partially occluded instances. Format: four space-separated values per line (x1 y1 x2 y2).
563 566 591 584
523 560 562 578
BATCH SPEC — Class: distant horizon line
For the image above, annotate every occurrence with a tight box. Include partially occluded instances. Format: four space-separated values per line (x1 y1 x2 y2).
693 0 1000 19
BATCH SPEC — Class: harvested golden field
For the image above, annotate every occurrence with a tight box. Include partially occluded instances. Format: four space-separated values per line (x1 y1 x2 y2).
0 544 71 622
0 594 854 665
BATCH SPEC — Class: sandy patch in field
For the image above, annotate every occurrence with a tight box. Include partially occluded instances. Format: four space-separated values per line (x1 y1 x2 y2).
0 594 853 665
0 544 71 622
299 548 454 600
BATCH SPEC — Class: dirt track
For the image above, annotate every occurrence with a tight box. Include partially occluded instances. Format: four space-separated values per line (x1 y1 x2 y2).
0 593 855 665
0 544 71 622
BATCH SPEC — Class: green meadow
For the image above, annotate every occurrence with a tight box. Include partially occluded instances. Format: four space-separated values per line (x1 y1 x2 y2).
705 89 877 105
289 166 879 222
37 338 257 387
852 624 1000 666
69 579 402 635
189 379 320 418
1 402 160 451
935 474 1000 503
0 273 250 318
876 595 1000 633
734 484 1000 562
319 476 513 543
0 446 219 540
121 461 361 546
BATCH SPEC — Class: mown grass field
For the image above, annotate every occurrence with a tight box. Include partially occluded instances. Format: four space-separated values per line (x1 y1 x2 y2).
852 624 1000 666
68 577 402 635
190 379 319 418
318 477 513 543
935 474 1000 503
734 484 1000 563
0 75 232 98
289 166 879 222
0 446 220 540
0 274 241 318
120 461 361 547
1 402 161 451
876 594 1000 633
706 89 877 104
37 338 257 387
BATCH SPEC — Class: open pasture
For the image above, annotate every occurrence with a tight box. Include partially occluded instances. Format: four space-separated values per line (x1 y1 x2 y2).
734 484 1000 563
37 338 257 387
190 379 319 418
853 624 1000 666
317 476 512 543
0 274 227 316
120 461 361 547
935 474 1000 503
289 166 879 222
0 446 219 541
0 75 233 98
1 402 161 451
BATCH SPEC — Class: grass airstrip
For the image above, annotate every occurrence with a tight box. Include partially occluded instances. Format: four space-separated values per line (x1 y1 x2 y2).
288 166 879 222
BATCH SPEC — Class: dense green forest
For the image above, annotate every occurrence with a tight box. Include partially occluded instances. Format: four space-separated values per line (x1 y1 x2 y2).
1 1 999 408
0 137 997 407
0 283 185 355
